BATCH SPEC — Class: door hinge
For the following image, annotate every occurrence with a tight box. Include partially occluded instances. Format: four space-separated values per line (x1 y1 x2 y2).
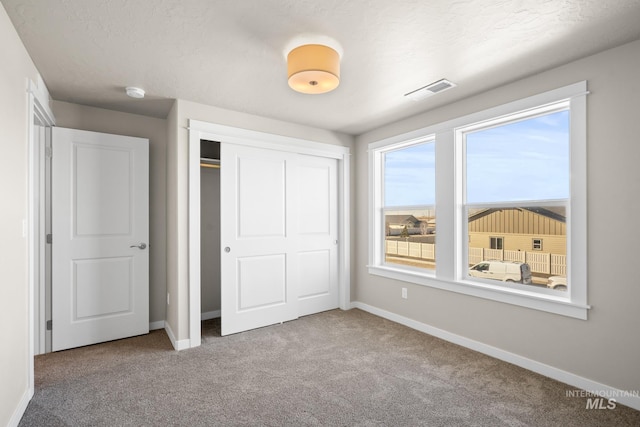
46 320 52 331
45 146 52 158
46 234 52 244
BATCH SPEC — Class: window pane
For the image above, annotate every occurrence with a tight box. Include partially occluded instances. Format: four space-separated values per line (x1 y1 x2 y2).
468 206 566 291
466 110 569 203
384 209 435 271
384 142 435 206
490 237 503 250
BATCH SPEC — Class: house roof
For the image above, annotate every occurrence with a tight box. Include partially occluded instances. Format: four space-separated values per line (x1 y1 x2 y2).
385 215 420 225
468 207 566 223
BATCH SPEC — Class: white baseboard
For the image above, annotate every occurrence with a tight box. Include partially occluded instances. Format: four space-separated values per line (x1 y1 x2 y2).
149 320 165 331
201 310 220 321
164 322 190 351
8 387 32 427
352 301 640 411
159 312 218 350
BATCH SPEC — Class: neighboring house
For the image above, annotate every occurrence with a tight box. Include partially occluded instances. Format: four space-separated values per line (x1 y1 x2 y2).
468 207 566 255
385 215 424 236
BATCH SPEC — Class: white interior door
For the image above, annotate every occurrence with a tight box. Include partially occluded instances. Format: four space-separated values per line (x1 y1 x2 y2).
297 155 339 316
220 143 298 336
52 127 149 351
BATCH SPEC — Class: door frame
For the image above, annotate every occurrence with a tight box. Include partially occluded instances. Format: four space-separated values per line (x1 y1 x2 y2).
27 77 56 397
187 119 351 348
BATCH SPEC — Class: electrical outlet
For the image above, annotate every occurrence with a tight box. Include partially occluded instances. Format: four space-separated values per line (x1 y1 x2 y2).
402 288 407 299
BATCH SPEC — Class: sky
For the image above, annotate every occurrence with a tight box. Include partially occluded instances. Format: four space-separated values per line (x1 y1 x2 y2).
384 110 569 207
384 141 435 206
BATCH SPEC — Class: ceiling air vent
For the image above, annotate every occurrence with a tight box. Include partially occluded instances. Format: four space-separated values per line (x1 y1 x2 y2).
404 78 456 101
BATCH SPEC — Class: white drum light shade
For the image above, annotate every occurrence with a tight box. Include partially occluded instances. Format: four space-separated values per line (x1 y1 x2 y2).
287 44 340 94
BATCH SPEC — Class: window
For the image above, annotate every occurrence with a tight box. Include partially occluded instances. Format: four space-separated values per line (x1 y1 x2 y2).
369 82 588 319
461 105 568 291
382 139 436 271
532 238 543 250
489 237 504 250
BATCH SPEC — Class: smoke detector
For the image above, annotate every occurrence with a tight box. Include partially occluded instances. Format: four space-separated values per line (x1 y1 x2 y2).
404 79 456 101
125 87 145 99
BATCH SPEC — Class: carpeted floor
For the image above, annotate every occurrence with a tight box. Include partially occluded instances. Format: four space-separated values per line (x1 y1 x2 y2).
19 309 640 426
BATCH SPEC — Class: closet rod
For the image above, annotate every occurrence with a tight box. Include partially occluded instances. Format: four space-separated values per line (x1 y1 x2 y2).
200 157 221 169
200 163 220 169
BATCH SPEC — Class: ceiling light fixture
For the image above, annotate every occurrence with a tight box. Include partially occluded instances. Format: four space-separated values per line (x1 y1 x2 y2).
287 44 340 94
125 86 145 99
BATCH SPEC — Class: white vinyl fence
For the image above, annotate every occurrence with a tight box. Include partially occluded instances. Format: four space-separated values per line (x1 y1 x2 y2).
386 241 435 261
467 247 566 275
387 241 566 275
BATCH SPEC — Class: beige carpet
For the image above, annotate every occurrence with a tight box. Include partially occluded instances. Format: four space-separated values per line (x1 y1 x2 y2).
19 309 640 426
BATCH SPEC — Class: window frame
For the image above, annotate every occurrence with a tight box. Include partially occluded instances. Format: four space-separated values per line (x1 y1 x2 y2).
532 238 543 251
368 81 589 319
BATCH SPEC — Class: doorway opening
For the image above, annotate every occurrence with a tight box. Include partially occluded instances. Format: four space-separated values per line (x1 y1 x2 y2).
200 139 222 336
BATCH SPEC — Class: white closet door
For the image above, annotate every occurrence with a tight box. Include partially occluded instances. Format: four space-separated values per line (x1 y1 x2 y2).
296 155 339 316
220 143 299 336
52 127 149 351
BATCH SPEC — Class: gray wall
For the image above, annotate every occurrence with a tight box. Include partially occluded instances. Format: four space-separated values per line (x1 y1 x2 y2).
201 167 221 314
51 101 168 325
354 39 640 392
0 3 41 424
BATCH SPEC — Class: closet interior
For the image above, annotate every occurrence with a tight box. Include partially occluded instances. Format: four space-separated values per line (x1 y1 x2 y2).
200 140 221 319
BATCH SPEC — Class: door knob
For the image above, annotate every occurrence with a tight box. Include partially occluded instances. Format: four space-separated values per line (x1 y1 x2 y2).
130 243 147 250
224 247 231 253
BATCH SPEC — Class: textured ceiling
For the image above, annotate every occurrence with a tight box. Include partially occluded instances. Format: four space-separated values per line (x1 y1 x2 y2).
3 0 640 135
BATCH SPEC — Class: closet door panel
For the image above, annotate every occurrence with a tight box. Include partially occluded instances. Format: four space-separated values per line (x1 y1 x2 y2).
297 155 339 316
220 144 298 335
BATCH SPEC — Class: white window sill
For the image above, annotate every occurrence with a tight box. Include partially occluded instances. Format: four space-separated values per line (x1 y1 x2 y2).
368 265 590 320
